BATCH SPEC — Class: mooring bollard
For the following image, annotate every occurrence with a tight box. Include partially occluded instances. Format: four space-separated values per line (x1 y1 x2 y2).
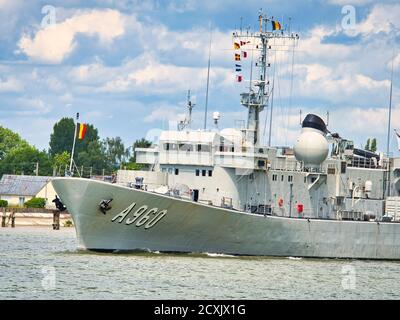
10 211 16 228
53 210 60 230
1 208 6 227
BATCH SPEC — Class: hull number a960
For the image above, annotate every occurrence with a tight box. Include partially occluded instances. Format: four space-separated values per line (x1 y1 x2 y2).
111 202 167 229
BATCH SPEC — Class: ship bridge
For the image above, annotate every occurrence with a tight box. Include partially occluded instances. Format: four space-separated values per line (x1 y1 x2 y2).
136 129 271 171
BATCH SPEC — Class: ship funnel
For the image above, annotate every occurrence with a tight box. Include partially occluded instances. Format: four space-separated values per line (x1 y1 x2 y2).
294 114 329 168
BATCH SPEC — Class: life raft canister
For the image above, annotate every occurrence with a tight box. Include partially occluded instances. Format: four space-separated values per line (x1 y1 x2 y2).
297 203 304 214
278 198 284 207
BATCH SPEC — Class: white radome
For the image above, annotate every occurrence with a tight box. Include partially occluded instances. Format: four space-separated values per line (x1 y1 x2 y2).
294 128 329 166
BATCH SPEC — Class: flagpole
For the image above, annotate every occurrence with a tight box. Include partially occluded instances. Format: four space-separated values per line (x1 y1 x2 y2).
69 113 79 174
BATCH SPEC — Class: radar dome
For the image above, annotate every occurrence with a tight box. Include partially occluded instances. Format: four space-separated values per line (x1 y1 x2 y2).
294 114 329 167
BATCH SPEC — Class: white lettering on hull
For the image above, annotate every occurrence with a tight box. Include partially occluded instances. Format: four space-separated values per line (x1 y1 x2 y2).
111 202 167 229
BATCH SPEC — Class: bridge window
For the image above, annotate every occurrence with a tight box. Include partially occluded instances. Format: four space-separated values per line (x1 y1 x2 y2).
179 143 193 152
195 169 200 176
163 143 178 151
202 170 207 177
175 168 179 175
288 176 293 182
281 175 284 182
208 170 213 177
272 174 277 181
197 144 211 152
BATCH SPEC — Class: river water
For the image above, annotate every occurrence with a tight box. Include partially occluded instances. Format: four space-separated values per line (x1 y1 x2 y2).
1 227 400 300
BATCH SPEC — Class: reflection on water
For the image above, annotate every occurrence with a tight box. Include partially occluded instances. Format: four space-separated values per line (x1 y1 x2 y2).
1 227 400 300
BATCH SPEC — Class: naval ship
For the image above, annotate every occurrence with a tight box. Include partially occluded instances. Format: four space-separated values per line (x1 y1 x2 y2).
52 13 400 259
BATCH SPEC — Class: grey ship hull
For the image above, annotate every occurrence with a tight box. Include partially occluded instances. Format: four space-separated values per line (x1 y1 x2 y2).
53 178 400 259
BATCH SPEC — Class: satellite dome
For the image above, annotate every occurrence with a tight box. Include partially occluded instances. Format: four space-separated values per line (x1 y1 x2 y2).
302 114 328 134
294 114 329 167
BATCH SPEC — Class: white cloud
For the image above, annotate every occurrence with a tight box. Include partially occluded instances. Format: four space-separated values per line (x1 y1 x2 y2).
390 53 400 70
60 93 74 104
14 98 52 116
297 26 353 62
276 62 390 103
144 104 185 123
67 53 233 95
351 4 400 36
17 9 125 63
327 0 375 5
0 0 23 10
0 77 24 92
167 0 196 13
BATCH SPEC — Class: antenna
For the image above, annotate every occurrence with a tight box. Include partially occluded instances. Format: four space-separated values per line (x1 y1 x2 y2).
299 109 302 125
177 90 195 131
187 89 194 129
204 23 212 130
268 48 278 147
213 111 220 129
386 52 395 157
385 51 396 197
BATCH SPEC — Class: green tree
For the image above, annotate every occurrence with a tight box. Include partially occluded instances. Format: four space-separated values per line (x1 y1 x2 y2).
24 197 46 208
103 137 128 169
76 140 107 175
0 126 29 160
0 145 53 176
365 138 371 151
125 138 152 170
50 118 106 175
130 138 152 163
370 138 377 153
49 118 101 157
53 151 71 175
53 151 71 168
49 118 75 156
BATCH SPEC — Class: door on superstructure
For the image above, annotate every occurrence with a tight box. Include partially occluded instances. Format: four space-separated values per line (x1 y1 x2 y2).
192 189 199 202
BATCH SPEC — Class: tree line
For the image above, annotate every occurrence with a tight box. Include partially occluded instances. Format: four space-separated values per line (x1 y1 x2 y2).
0 118 151 177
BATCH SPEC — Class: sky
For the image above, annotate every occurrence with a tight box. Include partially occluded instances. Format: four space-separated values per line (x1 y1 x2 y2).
0 0 399 154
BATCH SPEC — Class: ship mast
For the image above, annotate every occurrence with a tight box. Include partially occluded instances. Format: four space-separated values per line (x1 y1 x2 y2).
235 11 298 147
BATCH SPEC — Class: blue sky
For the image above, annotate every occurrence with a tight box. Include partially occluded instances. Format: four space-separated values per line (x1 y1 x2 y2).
0 0 399 154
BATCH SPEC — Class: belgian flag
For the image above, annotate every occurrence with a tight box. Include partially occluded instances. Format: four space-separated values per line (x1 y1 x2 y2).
77 123 87 140
271 20 282 31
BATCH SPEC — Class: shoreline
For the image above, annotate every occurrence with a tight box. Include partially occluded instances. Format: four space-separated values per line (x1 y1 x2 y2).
1 212 72 227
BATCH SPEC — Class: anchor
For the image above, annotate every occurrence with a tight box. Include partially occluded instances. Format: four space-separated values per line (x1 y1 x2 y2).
99 199 113 214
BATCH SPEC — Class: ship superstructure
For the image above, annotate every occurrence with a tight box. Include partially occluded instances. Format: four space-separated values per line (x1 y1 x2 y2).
128 13 395 222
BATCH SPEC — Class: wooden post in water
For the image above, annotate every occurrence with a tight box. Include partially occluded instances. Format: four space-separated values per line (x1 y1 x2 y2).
10 211 16 228
53 210 60 230
1 208 6 227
